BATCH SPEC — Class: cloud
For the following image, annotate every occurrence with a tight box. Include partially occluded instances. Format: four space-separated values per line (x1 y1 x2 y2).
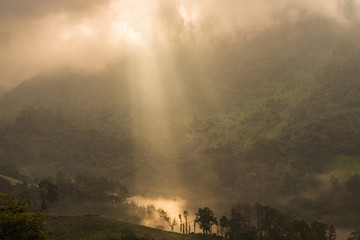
0 0 111 19
0 0 355 90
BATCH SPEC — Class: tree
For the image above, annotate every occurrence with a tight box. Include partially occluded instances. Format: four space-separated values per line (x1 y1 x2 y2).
183 210 189 233
179 214 182 233
38 179 58 212
327 225 336 240
18 181 37 210
157 209 177 232
292 220 313 240
230 204 257 240
0 193 46 240
230 203 298 240
169 218 178 232
195 207 217 234
311 221 336 240
74 174 131 203
348 229 360 240
220 216 229 238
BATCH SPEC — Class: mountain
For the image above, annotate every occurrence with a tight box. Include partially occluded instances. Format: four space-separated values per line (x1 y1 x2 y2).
0 69 132 122
1 15 360 226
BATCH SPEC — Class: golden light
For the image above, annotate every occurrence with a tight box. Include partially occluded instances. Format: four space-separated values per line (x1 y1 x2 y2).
134 196 186 219
106 0 155 46
178 3 199 24
110 20 144 45
61 22 94 41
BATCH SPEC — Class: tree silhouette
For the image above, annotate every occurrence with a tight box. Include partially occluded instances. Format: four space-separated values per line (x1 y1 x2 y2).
195 207 217 234
311 221 337 240
179 214 182 233
220 216 229 238
38 179 58 212
183 210 189 233
158 209 177 232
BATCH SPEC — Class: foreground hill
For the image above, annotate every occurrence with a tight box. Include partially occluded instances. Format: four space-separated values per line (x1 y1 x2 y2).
46 216 216 240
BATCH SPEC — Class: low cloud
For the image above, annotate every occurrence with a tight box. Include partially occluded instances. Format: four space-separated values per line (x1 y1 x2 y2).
0 0 356 89
0 0 111 19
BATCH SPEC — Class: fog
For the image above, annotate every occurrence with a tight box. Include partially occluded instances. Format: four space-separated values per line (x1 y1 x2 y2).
1 0 357 89
1 0 360 238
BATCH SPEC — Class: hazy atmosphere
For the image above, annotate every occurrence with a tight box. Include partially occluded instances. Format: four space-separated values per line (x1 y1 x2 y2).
1 0 357 89
1 1 360 240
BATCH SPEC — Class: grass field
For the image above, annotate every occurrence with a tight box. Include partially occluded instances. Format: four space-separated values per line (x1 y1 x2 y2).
46 215 217 240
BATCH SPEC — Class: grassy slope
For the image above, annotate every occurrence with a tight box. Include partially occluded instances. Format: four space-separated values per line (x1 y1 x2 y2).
0 174 22 185
46 216 216 240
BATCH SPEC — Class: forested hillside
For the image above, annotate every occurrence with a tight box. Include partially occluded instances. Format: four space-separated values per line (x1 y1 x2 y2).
0 14 360 227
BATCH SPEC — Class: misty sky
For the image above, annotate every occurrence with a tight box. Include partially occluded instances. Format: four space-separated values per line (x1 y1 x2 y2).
0 0 358 90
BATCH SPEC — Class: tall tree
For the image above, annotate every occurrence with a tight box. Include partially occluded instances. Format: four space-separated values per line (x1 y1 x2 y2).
230 204 257 240
179 214 182 233
183 210 189 233
220 216 230 238
311 221 337 240
292 220 313 240
38 179 58 212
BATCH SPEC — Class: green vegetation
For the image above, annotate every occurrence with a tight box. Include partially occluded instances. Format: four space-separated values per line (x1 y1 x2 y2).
348 229 360 240
327 156 360 179
195 207 217 235
0 193 46 240
0 12 359 228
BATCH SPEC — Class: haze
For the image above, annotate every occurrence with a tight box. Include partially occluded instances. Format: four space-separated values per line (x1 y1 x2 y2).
1 0 360 239
0 0 356 89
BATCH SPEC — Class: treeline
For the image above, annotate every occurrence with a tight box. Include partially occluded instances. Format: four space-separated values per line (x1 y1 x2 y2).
0 170 149 222
151 203 337 240
4 190 360 240
170 204 337 240
228 203 336 240
191 203 360 240
0 107 135 179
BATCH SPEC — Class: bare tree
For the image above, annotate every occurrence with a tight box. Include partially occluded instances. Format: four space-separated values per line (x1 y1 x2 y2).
158 209 177 232
179 214 182 233
169 218 177 232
